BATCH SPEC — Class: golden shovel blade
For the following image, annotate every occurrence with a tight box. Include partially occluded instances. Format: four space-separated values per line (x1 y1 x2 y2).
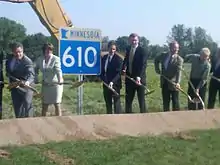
69 81 84 89
33 93 43 98
146 89 155 95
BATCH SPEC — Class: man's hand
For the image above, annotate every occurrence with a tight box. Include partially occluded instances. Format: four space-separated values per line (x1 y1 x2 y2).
122 69 126 75
109 82 113 88
175 83 180 89
24 81 30 86
136 77 141 85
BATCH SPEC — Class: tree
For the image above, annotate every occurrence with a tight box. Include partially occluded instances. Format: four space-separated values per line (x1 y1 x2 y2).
192 26 217 54
139 36 149 49
102 36 109 43
0 17 26 56
167 24 218 57
147 44 167 59
22 33 49 60
116 36 129 52
167 24 193 57
101 36 109 51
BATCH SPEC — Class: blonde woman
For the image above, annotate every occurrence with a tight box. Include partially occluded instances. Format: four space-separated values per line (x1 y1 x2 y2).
35 43 64 116
185 47 211 110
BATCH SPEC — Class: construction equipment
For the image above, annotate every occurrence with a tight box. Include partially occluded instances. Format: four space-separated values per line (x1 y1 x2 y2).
0 0 73 40
0 0 124 58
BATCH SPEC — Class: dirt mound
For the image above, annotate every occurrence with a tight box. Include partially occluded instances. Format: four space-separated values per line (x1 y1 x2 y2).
0 110 219 147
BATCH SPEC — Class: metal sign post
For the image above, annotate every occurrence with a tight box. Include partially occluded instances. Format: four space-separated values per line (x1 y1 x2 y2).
59 27 101 115
77 75 83 114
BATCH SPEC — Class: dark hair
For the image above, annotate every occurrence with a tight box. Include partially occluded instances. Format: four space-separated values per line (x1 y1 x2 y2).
42 42 54 53
129 33 139 38
10 42 23 51
169 40 179 47
107 40 117 49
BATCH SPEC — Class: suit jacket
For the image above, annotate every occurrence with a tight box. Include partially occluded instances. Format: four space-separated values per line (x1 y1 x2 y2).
122 45 148 85
210 56 220 78
154 52 183 91
35 54 63 84
100 53 123 89
6 54 35 92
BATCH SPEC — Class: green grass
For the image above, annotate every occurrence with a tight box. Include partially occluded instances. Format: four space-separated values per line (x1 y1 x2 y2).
0 128 220 164
2 62 219 119
1 63 220 164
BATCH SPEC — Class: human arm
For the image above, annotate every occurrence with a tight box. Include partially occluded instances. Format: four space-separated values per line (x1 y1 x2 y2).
21 56 35 86
34 58 40 84
196 63 211 90
175 57 184 84
209 56 215 74
111 56 123 84
54 57 63 83
136 47 148 81
184 54 199 63
99 56 106 81
121 50 128 74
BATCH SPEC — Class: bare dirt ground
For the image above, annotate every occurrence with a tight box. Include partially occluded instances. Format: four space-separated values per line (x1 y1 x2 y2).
0 109 220 147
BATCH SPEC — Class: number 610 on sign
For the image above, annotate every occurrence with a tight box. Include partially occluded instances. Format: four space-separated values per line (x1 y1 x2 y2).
59 40 101 75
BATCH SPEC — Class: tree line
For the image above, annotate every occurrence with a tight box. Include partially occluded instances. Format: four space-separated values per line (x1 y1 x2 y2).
0 17 218 61
103 25 218 59
0 17 57 60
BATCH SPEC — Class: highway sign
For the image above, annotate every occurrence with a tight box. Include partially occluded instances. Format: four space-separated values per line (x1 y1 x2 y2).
59 27 102 75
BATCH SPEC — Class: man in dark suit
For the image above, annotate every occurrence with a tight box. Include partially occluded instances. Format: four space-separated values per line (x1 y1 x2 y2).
5 42 35 118
208 48 220 109
122 33 148 113
154 41 183 112
0 50 4 119
100 41 123 114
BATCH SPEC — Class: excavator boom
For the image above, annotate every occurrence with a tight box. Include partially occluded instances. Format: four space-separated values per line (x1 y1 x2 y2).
0 0 124 58
0 0 32 2
28 0 73 40
0 0 73 40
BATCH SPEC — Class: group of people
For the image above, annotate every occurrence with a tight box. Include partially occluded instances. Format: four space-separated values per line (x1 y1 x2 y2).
0 32 219 119
0 42 63 119
101 32 220 114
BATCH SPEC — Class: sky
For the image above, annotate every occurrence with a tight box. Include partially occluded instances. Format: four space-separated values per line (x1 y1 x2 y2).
0 0 219 46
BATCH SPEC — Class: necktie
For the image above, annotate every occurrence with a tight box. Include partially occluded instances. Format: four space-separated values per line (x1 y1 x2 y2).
165 55 171 69
107 55 111 67
129 47 135 74
105 56 111 72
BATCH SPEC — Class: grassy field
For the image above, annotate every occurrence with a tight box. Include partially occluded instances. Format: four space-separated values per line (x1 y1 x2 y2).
0 128 219 164
1 62 218 119
1 62 219 164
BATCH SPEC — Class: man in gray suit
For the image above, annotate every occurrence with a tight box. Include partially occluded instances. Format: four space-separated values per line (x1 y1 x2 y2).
154 41 184 112
6 42 35 118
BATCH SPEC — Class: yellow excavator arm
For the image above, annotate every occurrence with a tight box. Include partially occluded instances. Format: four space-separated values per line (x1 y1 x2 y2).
0 0 73 40
0 0 124 58
29 0 73 39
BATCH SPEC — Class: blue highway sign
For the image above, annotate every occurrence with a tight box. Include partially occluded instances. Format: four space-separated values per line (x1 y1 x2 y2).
59 27 102 75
